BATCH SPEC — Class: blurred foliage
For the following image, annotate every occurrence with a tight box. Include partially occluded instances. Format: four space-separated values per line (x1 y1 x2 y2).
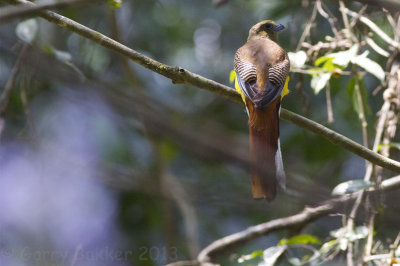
0 0 400 265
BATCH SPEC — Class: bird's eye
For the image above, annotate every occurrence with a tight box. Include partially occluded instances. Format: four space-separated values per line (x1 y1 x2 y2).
264 23 273 29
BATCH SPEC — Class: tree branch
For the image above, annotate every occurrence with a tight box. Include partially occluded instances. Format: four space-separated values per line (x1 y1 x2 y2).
280 109 400 172
196 174 400 264
0 0 99 23
4 0 239 102
3 0 400 173
198 197 347 264
342 5 400 49
352 0 400 11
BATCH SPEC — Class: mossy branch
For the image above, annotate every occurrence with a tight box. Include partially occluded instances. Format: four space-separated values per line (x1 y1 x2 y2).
3 0 400 173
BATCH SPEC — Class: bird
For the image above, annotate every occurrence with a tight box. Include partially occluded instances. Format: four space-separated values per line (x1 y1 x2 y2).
234 20 290 201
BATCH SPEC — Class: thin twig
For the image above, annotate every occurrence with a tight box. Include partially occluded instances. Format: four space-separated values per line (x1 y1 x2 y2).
364 212 377 257
325 81 334 123
390 233 400 257
383 9 397 30
302 39 352 57
291 67 352 75
339 0 357 44
349 5 368 29
166 260 200 266
165 174 200 258
296 2 318 51
363 253 393 262
355 74 370 153
345 191 362 266
316 0 339 37
365 36 390 57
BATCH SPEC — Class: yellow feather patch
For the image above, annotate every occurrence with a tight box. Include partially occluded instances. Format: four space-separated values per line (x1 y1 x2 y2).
230 70 246 104
281 76 290 99
231 70 290 102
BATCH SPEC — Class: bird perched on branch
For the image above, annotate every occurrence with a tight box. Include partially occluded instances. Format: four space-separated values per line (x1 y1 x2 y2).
234 20 290 201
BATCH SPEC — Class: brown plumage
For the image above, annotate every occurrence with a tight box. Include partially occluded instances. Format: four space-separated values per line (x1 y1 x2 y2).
234 20 289 200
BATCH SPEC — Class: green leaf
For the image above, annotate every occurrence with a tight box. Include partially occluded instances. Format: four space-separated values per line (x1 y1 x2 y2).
330 227 346 238
351 51 385 81
331 45 358 67
320 239 338 254
288 257 301 266
358 78 371 115
311 71 331 94
300 254 311 263
346 77 371 116
237 250 263 263
350 79 361 115
280 234 321 246
229 70 236 83
108 0 122 8
346 77 356 97
348 226 369 241
330 226 369 250
160 141 177 162
315 56 330 67
332 180 373 195
379 142 400 151
43 45 85 81
43 45 72 62
16 18 38 44
318 46 385 81
261 246 287 266
321 58 335 71
316 44 358 68
288 50 307 68
338 238 348 251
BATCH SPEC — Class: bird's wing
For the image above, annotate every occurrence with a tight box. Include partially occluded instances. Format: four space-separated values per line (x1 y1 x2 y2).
234 51 259 101
234 49 290 109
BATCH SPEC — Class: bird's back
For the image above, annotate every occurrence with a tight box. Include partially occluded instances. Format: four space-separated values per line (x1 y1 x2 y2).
235 38 287 91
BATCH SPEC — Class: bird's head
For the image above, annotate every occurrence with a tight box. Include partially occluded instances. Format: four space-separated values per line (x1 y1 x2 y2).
248 20 285 41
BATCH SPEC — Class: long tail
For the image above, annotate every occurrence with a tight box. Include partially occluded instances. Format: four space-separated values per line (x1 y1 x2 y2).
247 99 285 200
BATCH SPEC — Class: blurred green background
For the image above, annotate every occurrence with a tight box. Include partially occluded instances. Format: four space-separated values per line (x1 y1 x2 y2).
0 0 399 265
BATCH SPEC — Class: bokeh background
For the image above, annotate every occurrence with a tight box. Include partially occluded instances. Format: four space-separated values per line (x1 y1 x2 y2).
0 0 399 265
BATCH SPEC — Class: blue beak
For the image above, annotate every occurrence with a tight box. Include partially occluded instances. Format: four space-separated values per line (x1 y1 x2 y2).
273 24 285 31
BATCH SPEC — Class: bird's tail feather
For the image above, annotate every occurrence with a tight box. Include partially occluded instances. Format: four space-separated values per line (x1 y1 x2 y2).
248 100 285 200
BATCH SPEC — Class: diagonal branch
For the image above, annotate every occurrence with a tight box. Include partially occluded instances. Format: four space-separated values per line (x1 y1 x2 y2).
0 0 99 23
281 109 400 172
198 197 346 264
196 174 400 264
3 0 400 173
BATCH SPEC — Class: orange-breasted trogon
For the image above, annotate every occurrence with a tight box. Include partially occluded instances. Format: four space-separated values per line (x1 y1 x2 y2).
234 20 290 200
